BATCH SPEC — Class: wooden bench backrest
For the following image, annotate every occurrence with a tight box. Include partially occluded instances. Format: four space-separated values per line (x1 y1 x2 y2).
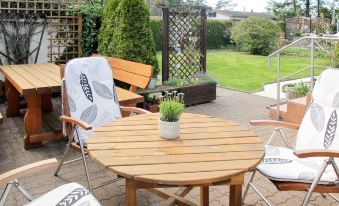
105 57 153 92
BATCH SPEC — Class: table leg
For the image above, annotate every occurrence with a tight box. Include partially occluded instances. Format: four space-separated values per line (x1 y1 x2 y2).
23 94 42 149
6 82 20 117
42 93 53 113
200 186 209 206
229 185 242 206
126 179 137 206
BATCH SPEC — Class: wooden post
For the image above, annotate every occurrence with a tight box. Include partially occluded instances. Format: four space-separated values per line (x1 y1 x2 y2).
162 7 169 83
200 8 207 72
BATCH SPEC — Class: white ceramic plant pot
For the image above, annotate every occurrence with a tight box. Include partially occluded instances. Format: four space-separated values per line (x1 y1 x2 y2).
148 77 157 89
158 119 180 140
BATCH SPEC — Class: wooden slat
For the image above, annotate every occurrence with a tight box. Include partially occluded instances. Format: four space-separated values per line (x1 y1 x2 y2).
18 65 60 92
106 57 153 89
89 143 264 158
0 65 36 95
110 159 260 177
94 151 263 167
89 131 257 143
116 87 144 105
89 137 261 150
136 170 242 186
10 65 50 94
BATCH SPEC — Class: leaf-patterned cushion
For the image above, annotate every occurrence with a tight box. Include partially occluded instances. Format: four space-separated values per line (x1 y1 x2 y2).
64 57 121 144
258 146 338 184
25 183 101 206
294 69 339 175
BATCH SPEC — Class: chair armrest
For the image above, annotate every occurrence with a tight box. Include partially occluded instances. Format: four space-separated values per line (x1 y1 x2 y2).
0 159 58 185
120 106 151 114
294 150 339 158
249 120 300 129
59 115 92 130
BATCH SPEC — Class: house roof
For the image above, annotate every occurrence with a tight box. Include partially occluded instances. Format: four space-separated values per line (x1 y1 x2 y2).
212 10 276 20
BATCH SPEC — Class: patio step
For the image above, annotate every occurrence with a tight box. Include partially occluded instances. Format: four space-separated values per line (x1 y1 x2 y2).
268 94 311 124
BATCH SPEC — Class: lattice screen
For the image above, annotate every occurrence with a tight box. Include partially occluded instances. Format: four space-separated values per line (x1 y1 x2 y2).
162 6 207 82
0 0 83 64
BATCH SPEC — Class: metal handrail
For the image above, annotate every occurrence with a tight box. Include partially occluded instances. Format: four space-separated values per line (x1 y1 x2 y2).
268 35 339 120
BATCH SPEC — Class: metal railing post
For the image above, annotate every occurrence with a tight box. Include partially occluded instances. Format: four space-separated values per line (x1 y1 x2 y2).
276 52 281 120
310 37 315 91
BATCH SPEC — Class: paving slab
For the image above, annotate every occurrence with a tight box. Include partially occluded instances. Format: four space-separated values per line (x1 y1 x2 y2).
0 87 336 205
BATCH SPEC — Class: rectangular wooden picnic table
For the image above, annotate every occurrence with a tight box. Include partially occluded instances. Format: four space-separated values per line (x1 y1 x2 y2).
0 63 144 149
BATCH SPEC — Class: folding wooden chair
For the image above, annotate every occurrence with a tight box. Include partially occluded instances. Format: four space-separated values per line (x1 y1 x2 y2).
54 57 150 192
0 159 101 206
243 69 339 206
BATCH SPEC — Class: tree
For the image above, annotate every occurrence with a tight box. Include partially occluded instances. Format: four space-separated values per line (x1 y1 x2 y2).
331 0 337 24
186 0 206 6
215 0 234 10
98 0 120 55
231 17 280 55
267 0 302 20
305 0 311 17
113 0 159 76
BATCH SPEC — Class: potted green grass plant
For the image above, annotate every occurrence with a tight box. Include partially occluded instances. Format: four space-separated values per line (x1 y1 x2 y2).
158 91 184 140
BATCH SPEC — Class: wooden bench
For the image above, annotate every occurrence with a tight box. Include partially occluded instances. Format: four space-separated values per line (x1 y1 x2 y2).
104 57 153 93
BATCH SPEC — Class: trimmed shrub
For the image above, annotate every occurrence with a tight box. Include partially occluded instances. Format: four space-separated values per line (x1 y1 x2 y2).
231 17 280 55
150 19 162 51
207 20 233 49
332 43 339 68
100 0 159 76
79 3 103 56
98 0 120 55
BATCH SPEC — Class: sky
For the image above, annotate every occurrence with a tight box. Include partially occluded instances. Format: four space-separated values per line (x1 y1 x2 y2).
206 0 269 12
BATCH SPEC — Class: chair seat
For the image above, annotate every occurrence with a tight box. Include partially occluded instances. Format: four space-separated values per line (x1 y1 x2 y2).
25 183 101 206
257 146 338 185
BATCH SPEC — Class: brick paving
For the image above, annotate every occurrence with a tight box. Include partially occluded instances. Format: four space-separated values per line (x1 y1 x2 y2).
0 87 337 205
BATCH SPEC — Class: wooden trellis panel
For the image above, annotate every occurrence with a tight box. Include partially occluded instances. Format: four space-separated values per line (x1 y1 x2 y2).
0 0 83 64
48 15 82 64
162 6 207 82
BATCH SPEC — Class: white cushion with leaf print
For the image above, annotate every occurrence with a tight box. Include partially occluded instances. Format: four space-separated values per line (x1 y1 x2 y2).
258 69 339 184
64 57 122 145
25 183 101 206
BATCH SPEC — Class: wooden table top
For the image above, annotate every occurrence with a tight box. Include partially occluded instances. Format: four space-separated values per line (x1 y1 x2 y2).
0 63 61 95
87 113 264 186
0 63 143 105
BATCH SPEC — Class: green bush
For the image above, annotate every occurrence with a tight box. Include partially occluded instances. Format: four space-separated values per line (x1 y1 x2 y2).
79 3 103 56
150 19 162 51
207 20 233 49
99 0 159 76
277 21 285 32
330 24 337 34
231 17 280 55
332 43 339 68
98 0 120 55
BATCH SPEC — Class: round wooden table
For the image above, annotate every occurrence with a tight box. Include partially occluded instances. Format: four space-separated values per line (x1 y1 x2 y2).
87 113 264 206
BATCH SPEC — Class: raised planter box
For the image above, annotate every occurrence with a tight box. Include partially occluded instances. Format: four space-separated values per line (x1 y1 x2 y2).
179 84 216 105
138 83 216 106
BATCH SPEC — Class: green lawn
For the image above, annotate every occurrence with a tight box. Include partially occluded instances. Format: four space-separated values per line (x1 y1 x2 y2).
157 50 330 92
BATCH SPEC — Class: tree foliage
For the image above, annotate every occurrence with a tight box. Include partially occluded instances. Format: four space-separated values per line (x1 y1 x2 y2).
215 0 234 10
231 17 280 55
99 0 159 76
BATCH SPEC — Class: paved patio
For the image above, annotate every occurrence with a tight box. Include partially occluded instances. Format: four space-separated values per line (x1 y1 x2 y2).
0 87 337 205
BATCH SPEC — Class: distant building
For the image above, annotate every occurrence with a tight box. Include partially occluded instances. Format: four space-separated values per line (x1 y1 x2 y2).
207 10 277 21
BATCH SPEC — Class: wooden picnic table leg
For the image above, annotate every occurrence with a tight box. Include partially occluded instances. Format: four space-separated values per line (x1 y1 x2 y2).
42 93 53 113
229 175 244 206
200 186 209 206
6 82 20 117
126 179 137 206
23 94 42 149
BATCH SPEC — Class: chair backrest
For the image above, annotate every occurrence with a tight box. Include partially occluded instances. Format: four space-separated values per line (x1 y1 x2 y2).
104 57 153 92
296 69 339 152
62 57 121 144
